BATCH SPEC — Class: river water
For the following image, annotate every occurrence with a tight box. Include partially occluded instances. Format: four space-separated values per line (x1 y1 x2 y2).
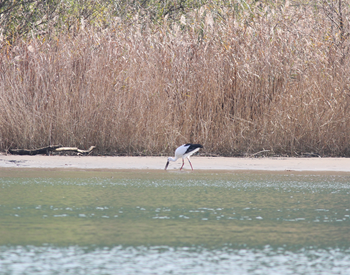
0 169 349 274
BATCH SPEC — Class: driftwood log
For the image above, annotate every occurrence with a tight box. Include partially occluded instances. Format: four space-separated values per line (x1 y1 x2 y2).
9 145 63 155
54 146 96 154
9 145 96 155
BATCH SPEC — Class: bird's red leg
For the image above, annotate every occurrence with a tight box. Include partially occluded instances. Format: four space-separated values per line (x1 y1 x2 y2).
180 159 185 170
187 157 194 170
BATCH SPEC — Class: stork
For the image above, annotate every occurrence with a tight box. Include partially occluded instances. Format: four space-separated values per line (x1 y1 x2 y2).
165 143 203 170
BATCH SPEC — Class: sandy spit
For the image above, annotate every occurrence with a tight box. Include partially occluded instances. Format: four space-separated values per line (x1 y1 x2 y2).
0 154 350 172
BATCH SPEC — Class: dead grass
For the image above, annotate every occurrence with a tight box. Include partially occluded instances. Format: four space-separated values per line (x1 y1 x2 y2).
1 1 350 156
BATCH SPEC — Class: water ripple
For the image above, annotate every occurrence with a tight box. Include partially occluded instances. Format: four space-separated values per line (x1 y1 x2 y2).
0 245 349 275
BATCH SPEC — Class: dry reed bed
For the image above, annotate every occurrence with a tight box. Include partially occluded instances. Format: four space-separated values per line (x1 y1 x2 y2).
0 4 350 156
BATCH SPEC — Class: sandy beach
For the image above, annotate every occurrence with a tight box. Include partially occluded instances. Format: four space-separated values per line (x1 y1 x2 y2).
1 153 350 172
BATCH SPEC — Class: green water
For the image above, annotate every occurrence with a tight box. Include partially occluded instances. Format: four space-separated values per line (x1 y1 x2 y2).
1 169 349 248
0 169 349 274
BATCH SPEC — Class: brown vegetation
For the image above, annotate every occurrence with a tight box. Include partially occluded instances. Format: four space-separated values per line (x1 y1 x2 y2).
1 1 350 156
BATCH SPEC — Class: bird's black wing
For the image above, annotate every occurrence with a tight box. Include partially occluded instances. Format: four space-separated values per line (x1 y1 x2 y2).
184 144 203 154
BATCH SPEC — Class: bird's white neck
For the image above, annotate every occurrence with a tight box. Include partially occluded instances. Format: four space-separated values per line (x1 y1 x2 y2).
168 157 178 162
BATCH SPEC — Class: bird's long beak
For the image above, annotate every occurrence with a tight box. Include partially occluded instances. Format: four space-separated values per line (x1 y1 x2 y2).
165 161 169 170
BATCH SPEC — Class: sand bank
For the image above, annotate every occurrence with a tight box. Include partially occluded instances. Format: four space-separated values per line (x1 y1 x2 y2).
1 154 350 172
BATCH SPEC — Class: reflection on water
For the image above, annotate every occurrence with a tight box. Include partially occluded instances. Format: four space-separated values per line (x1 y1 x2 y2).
0 169 350 274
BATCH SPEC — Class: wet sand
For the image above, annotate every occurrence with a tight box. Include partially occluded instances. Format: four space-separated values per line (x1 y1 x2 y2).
1 154 350 172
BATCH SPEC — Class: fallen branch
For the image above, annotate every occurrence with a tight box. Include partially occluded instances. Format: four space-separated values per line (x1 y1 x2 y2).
249 149 271 157
54 146 96 155
9 145 63 155
9 145 96 155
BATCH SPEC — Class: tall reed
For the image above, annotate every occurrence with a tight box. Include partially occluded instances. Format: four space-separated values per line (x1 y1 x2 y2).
0 1 349 156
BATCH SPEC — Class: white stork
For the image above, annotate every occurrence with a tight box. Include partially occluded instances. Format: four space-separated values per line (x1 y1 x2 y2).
165 143 203 170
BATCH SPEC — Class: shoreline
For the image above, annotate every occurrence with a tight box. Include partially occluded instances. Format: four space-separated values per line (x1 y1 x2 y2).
1 154 350 172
